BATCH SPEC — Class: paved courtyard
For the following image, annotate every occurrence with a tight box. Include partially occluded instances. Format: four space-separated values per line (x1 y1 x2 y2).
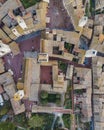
3 34 41 82
47 0 74 30
40 66 53 84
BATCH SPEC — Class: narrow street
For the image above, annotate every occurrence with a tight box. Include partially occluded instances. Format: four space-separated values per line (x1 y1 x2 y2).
51 113 65 130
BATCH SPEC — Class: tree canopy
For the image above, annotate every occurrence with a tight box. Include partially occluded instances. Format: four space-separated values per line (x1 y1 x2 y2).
0 122 16 130
28 114 44 129
40 91 48 99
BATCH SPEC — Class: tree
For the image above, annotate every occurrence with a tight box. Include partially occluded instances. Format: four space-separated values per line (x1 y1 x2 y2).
62 114 71 129
58 61 67 72
40 99 48 105
64 42 72 52
0 122 16 130
14 113 28 128
40 91 48 99
65 99 72 109
28 114 44 129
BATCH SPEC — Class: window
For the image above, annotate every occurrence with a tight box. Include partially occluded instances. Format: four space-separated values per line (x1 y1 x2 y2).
53 34 57 41
93 51 95 54
53 46 59 54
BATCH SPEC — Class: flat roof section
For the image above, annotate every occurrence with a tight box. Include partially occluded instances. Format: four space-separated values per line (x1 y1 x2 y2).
0 0 21 19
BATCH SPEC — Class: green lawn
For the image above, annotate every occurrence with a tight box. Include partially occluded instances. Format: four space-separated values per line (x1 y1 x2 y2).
20 0 41 9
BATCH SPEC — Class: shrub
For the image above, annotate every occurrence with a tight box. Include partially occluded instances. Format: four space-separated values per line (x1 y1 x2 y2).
40 99 48 105
56 94 61 99
0 106 8 116
28 114 44 129
40 91 48 99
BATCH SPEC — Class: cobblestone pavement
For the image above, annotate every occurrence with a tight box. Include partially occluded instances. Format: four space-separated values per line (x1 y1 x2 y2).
47 0 74 30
